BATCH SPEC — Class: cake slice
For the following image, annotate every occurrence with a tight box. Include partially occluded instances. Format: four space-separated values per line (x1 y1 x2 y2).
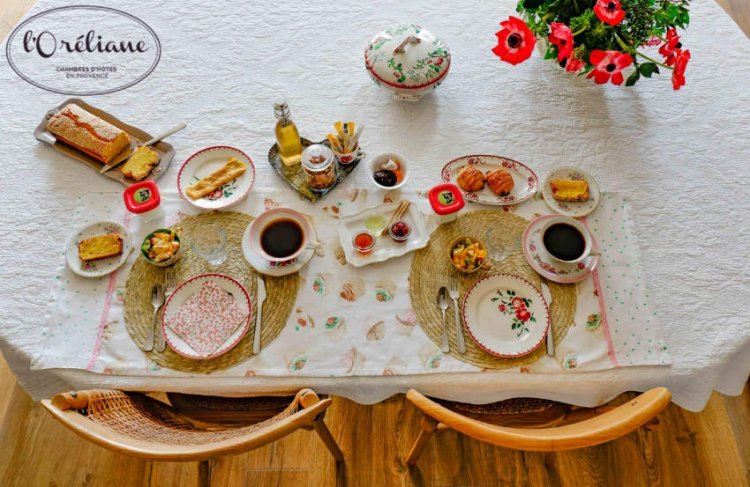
550 179 590 202
121 146 160 181
78 234 123 262
47 103 131 163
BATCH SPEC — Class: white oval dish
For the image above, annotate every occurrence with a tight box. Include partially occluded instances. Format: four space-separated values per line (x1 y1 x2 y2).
542 166 601 217
161 273 252 360
177 146 255 210
522 215 599 284
441 155 539 206
65 221 132 278
462 273 550 358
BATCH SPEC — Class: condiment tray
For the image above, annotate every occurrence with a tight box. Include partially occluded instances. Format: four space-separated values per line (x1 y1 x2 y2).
337 202 431 267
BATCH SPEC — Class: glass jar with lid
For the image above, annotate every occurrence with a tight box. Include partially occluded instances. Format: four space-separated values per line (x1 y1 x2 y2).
301 144 337 192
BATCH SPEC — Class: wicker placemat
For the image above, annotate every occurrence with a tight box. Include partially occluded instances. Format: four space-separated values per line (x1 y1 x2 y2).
409 210 577 369
124 211 299 373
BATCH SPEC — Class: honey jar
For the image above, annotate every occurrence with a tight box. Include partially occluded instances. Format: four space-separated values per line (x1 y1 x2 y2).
302 144 337 192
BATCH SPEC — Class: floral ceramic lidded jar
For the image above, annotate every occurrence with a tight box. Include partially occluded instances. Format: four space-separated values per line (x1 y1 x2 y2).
365 24 451 101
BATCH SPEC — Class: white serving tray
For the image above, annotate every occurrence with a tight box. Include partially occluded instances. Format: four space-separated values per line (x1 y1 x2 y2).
337 202 431 267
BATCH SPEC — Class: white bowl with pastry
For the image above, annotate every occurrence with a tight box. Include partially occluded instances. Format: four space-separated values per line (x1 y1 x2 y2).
542 166 601 218
178 146 256 210
441 155 539 206
65 221 133 278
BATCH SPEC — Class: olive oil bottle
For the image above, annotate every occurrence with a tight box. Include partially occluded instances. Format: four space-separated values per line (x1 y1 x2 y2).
273 101 302 166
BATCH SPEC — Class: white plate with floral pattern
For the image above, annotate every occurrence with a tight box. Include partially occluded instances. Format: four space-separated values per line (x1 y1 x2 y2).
441 155 539 206
65 221 132 278
178 146 255 210
542 166 600 218
522 215 599 284
161 273 252 360
462 273 549 358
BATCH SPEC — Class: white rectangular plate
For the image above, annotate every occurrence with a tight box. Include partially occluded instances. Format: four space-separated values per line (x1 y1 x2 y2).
337 202 431 267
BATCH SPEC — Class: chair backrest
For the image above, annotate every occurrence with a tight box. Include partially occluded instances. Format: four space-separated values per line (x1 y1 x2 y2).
41 388 331 461
406 388 671 452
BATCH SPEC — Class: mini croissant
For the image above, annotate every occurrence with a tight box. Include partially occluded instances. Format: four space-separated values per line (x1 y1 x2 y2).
457 165 486 192
486 169 514 196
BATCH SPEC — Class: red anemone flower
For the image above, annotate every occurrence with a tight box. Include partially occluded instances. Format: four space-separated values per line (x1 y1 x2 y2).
492 16 536 65
659 28 682 66
672 49 690 90
549 22 573 62
594 0 626 26
565 55 585 73
587 50 633 85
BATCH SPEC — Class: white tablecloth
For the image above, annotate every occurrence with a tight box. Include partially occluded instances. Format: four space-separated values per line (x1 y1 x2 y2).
0 0 748 412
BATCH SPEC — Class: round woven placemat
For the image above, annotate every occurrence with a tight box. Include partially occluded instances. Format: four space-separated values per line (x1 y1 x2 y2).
124 211 299 373
409 210 577 369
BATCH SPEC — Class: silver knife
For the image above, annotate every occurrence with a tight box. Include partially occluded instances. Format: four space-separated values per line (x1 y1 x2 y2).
541 281 554 357
100 121 187 173
252 275 267 354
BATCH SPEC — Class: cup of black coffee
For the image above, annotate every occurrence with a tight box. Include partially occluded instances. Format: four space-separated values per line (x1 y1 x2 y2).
247 207 313 263
540 216 592 264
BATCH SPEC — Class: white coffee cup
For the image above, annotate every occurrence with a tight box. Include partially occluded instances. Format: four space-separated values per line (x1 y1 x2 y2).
539 216 593 264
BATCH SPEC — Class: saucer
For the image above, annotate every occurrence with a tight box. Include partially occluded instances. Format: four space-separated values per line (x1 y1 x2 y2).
542 166 600 218
522 215 599 284
241 226 314 277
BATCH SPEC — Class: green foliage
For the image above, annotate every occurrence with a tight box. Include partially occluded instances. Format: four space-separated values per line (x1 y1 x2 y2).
516 0 691 85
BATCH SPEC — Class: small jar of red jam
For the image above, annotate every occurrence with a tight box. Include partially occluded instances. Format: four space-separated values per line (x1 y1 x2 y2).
389 221 411 243
428 183 464 224
353 230 376 254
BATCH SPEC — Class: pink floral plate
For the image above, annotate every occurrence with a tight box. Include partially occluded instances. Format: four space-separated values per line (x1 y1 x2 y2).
441 155 539 206
461 273 549 357
177 146 256 210
542 166 601 218
161 273 252 360
522 215 599 284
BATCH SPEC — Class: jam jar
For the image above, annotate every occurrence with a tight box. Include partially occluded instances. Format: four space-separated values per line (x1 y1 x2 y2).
302 144 337 192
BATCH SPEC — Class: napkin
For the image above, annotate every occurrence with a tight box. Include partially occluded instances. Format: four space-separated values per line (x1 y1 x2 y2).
164 279 248 355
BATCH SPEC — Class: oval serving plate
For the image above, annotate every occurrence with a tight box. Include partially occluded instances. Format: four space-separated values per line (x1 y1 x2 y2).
522 215 599 284
65 221 132 278
462 273 549 358
177 146 255 210
161 273 252 360
542 166 601 218
441 155 539 206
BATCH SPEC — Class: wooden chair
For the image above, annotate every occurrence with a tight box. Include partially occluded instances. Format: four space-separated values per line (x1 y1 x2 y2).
42 388 343 486
404 388 671 465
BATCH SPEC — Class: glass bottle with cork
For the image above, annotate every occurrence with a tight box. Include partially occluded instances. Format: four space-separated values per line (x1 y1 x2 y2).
274 101 303 166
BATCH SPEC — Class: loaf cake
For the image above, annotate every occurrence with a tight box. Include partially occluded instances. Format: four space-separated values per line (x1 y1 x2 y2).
47 103 131 163
550 179 590 202
121 146 160 181
78 233 123 262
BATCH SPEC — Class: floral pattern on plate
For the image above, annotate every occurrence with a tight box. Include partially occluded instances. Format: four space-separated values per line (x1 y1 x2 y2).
522 215 599 284
462 274 549 358
177 146 255 210
441 155 539 206
542 166 601 218
65 221 132 278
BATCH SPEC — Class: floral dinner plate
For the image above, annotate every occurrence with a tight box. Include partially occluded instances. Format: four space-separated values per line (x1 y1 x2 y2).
522 215 599 284
462 273 549 357
441 155 539 206
161 273 252 360
65 221 132 278
542 166 601 218
178 146 255 210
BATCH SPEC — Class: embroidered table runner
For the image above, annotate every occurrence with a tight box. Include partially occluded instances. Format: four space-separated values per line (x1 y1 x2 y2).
35 188 669 377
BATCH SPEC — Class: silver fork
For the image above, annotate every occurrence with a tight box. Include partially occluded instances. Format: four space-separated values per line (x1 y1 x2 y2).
145 284 164 352
448 282 466 354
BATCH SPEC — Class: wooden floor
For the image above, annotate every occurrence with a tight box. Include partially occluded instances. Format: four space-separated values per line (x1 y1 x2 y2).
1 1 749 486
0 353 748 486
